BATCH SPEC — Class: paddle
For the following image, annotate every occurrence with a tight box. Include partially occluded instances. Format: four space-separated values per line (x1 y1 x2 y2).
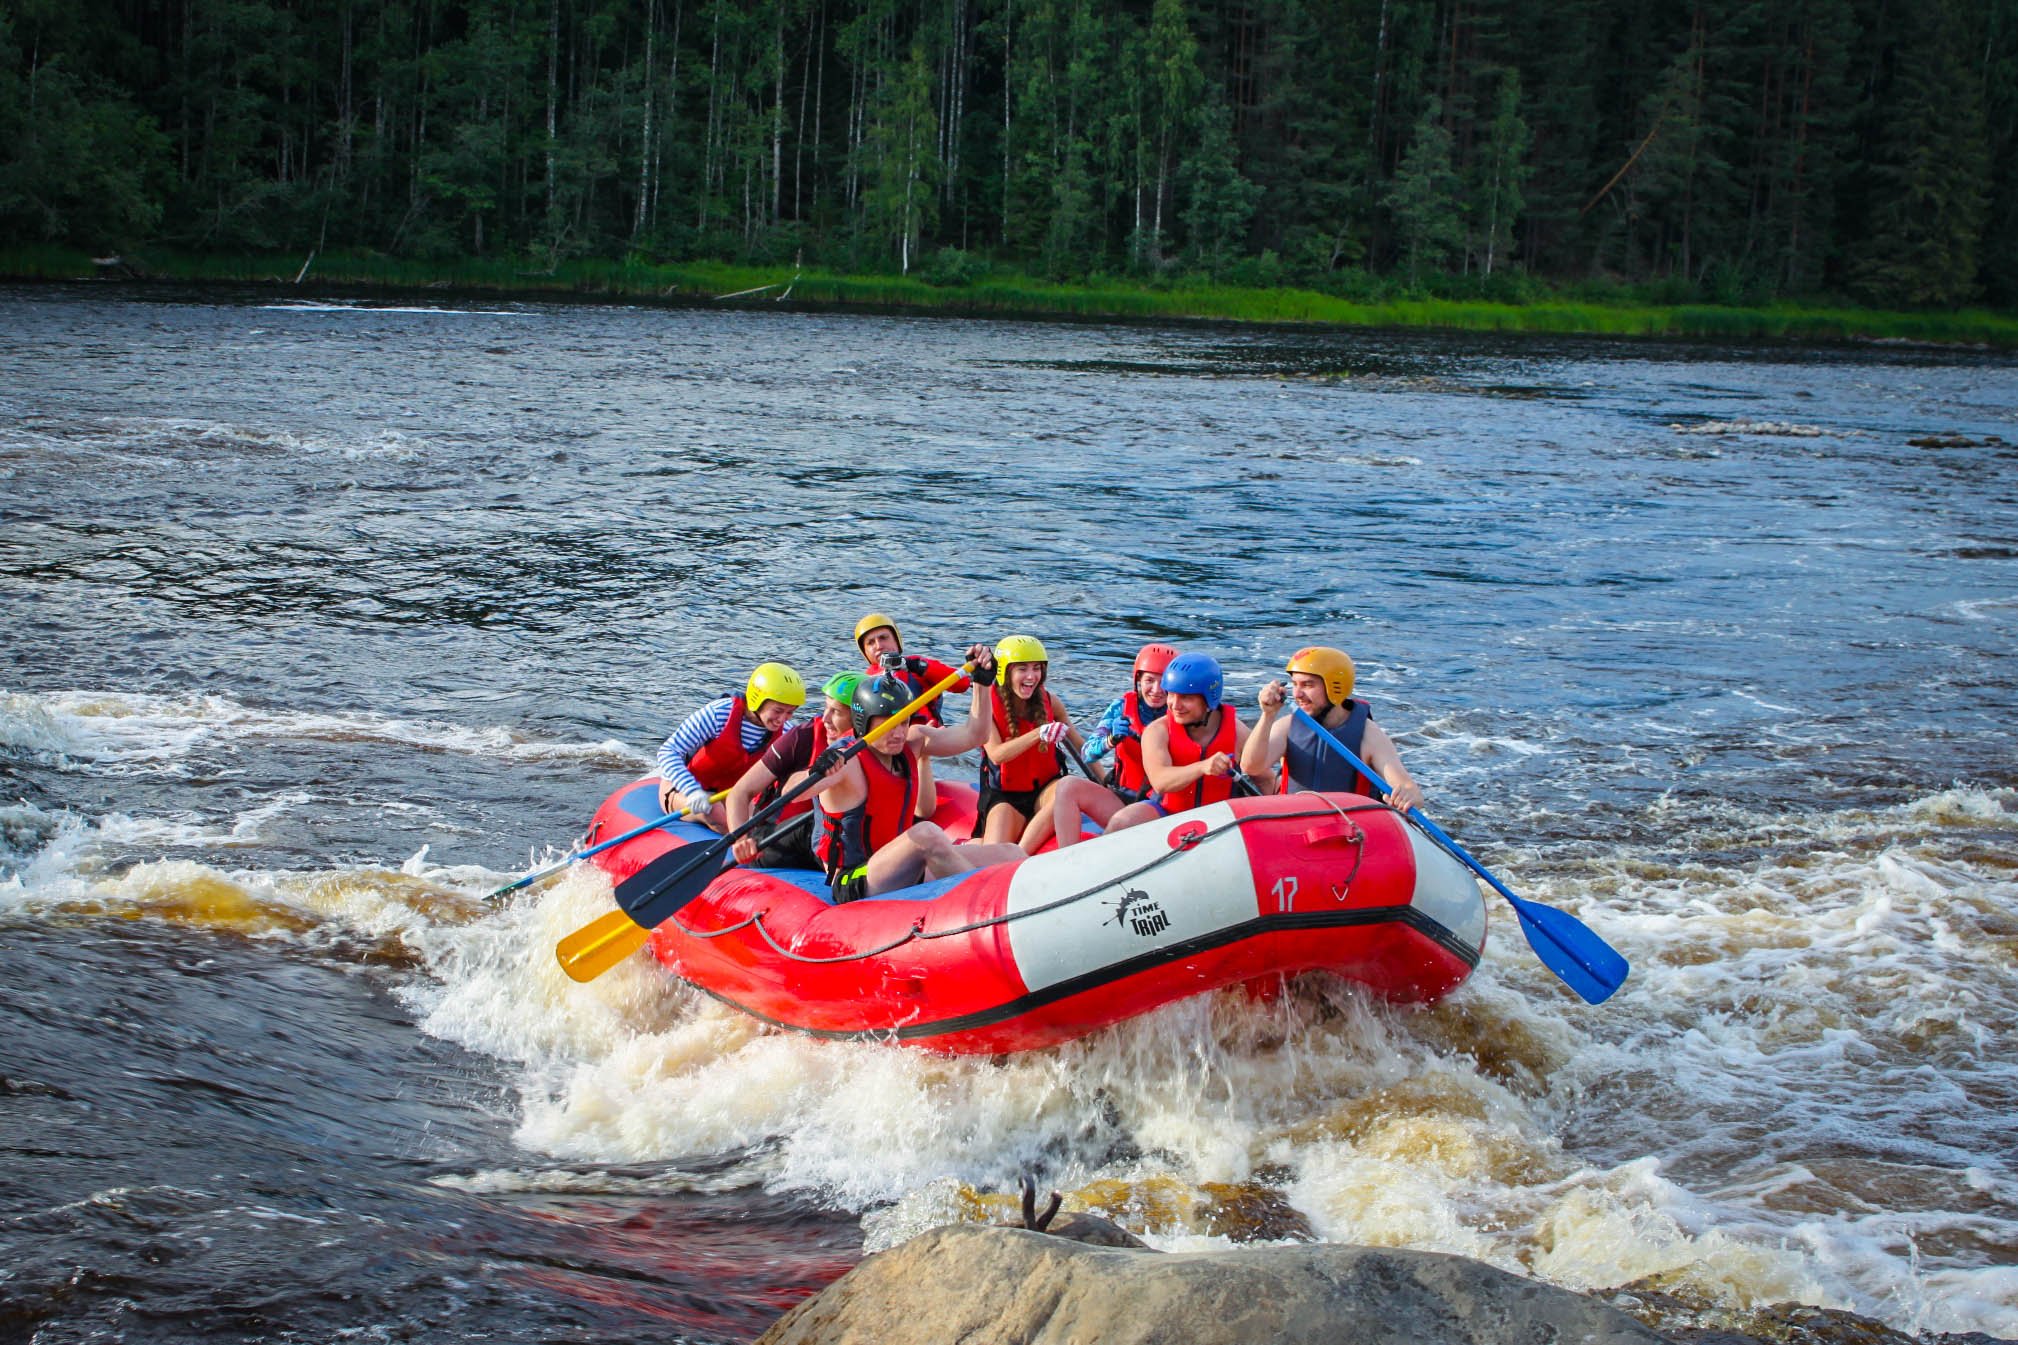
486 789 730 901
1289 707 1629 1005
555 662 973 984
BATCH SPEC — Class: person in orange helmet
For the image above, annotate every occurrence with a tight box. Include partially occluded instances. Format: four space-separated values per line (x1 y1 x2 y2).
1239 645 1423 811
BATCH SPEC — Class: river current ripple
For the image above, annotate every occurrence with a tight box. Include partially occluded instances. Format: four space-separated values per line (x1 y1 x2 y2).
2 285 2015 1343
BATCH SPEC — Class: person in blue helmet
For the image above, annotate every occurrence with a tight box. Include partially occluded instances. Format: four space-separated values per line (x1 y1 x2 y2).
1083 652 1253 835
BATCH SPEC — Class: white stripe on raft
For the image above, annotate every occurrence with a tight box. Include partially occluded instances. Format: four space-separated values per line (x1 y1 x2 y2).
1002 803 1258 995
1402 823 1489 954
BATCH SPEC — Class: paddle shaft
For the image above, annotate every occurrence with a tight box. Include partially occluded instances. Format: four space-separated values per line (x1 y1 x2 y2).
631 661 972 913
488 788 729 900
1288 706 1628 1004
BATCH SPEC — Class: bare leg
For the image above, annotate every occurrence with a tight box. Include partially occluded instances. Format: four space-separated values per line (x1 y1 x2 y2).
1017 780 1066 854
1042 777 1133 849
927 838 1025 877
1099 800 1162 836
861 828 936 894
866 823 1022 894
981 801 1025 845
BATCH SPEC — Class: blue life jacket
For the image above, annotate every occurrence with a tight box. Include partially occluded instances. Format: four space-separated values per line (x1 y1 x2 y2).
1283 701 1379 797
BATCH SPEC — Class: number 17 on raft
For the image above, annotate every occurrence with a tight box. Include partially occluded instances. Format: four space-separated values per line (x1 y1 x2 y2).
1271 875 1299 912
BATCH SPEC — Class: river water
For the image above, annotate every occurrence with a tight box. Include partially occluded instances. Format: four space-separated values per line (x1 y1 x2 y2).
2 284 2014 1343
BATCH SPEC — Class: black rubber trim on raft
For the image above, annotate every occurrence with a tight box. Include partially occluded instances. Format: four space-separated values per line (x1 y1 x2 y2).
680 901 1479 1046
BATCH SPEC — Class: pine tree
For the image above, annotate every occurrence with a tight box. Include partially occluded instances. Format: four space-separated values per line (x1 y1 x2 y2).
861 39 940 272
1385 95 1463 284
1178 98 1256 277
1847 0 1990 306
1472 66 1529 276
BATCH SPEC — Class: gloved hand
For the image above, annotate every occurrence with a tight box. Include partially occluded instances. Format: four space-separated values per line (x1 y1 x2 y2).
811 744 848 776
904 655 932 677
1038 721 1070 747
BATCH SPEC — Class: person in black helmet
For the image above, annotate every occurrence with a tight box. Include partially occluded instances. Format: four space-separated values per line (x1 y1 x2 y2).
800 665 1021 902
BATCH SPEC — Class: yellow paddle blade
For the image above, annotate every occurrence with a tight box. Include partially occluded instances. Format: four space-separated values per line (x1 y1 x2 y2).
555 907 652 983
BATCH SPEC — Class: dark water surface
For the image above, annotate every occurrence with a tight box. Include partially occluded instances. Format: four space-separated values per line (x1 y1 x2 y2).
2 284 2016 1342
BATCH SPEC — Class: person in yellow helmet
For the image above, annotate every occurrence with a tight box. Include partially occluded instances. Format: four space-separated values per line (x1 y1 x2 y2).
1239 646 1423 811
653 661 807 831
974 634 1093 846
853 612 972 726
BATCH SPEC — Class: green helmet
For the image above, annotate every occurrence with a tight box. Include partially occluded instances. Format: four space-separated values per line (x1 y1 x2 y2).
849 673 913 738
822 671 863 705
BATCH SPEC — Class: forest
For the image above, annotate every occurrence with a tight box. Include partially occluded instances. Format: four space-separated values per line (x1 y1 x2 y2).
3 0 2014 309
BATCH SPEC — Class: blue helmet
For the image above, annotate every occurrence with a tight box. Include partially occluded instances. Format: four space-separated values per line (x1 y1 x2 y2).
1160 653 1224 705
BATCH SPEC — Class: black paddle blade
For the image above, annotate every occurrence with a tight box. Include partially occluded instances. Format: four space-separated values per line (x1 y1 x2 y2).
612 839 736 930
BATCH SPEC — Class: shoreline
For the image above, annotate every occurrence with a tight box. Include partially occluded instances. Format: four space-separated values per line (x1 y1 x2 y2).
7 246 2018 347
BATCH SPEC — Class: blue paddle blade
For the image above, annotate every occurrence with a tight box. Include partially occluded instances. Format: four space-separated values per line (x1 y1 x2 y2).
1501 894 1630 1004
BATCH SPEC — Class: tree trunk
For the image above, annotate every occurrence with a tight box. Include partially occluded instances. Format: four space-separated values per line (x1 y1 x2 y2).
634 0 656 243
546 0 559 217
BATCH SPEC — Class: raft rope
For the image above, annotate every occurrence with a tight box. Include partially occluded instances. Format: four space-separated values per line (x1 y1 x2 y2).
669 801 1379 965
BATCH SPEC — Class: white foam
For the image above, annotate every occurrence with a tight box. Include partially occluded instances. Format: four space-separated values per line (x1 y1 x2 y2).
0 687 645 773
8 773 2016 1338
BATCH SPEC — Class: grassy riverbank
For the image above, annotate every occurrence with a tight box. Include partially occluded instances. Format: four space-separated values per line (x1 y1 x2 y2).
9 245 2018 346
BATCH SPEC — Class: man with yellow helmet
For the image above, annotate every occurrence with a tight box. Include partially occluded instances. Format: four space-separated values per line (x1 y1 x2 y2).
853 612 972 726
1239 646 1423 810
653 661 808 831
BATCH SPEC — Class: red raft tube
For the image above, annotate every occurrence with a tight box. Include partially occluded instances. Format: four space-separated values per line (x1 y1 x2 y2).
583 777 1487 1055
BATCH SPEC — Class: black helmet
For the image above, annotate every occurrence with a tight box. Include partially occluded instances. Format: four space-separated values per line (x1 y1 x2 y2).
850 673 912 737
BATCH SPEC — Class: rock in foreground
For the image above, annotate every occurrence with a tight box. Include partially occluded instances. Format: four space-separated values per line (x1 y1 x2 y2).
756 1223 1672 1345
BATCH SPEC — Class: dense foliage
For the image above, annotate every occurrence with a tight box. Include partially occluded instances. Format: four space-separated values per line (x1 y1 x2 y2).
4 0 2013 306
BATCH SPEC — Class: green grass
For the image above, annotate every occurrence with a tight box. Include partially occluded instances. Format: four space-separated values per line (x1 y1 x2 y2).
9 245 2017 347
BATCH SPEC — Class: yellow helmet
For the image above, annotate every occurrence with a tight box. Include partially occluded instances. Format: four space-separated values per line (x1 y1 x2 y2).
993 634 1049 686
1285 646 1355 705
745 662 807 716
853 612 901 654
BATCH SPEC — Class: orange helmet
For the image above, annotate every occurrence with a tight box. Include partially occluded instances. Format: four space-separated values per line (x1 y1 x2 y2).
1285 646 1355 705
1133 643 1180 681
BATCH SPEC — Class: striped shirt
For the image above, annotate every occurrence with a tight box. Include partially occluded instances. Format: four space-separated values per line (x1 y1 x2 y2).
654 697 784 800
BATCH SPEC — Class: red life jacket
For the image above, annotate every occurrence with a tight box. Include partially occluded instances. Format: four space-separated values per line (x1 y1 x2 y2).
686 694 777 792
816 741 920 880
768 717 832 819
1112 692 1159 798
1157 706 1238 813
985 686 1063 793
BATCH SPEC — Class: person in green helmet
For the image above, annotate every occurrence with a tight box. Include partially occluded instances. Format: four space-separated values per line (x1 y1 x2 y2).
724 672 864 870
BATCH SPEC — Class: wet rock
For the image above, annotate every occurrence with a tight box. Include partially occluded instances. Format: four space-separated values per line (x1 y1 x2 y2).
754 1223 1673 1345
1908 433 2008 449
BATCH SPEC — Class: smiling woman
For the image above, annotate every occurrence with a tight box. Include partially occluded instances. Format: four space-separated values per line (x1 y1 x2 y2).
1 286 2016 1343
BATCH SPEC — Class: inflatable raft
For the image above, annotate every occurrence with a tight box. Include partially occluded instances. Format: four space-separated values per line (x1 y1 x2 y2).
582 776 1487 1054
